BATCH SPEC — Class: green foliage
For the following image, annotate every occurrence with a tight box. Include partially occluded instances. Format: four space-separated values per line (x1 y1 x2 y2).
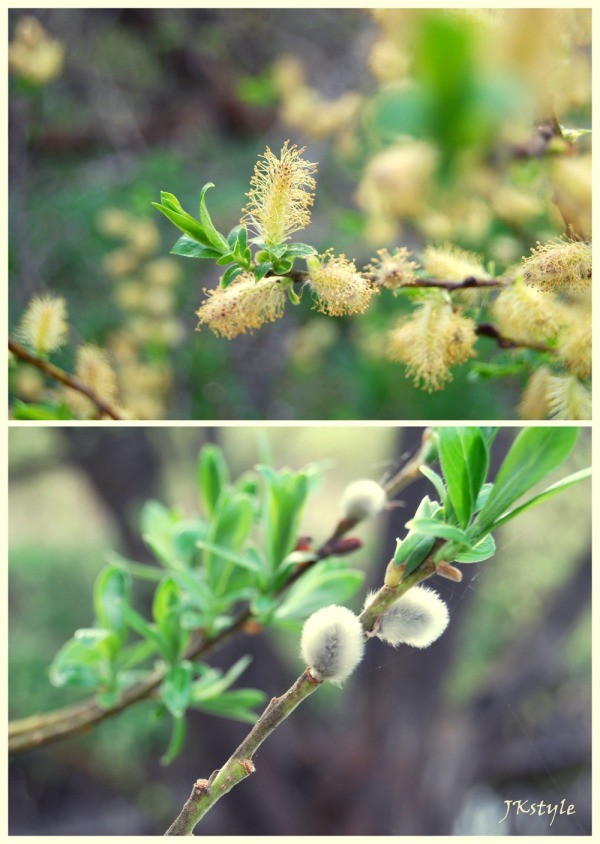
47 443 363 762
395 426 589 576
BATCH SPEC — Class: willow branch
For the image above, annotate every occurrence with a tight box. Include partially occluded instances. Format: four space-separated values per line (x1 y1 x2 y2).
165 550 440 835
475 322 553 354
9 433 435 755
270 268 511 292
8 338 125 421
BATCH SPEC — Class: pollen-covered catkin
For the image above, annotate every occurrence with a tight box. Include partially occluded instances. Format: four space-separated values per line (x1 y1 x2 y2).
300 605 365 683
308 253 375 316
340 479 387 521
17 294 68 356
367 585 449 648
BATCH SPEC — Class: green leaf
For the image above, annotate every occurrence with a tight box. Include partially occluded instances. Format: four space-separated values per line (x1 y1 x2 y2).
272 259 293 274
274 561 364 621
122 605 172 660
393 496 440 576
198 183 229 252
471 428 579 539
93 565 131 642
454 533 496 563
216 252 235 266
190 655 254 702
152 577 182 661
104 551 164 582
49 629 114 689
140 500 181 567
260 468 310 573
405 518 467 543
152 202 211 246
283 242 317 258
438 427 489 529
191 689 265 724
195 540 263 575
220 265 244 288
484 467 591 532
198 444 230 516
11 400 75 420
161 715 187 766
419 465 446 503
254 261 272 281
170 235 222 259
161 661 193 718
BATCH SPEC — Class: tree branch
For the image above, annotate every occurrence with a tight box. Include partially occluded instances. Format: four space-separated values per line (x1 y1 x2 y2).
165 550 440 835
8 338 125 421
475 322 553 353
270 269 511 292
9 430 435 755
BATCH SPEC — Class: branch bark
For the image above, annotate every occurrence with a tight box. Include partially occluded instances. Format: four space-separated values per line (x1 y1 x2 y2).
8 338 125 420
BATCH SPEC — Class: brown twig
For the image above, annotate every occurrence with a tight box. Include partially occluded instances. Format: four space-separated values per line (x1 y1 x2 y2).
475 322 553 354
270 268 511 292
8 338 125 421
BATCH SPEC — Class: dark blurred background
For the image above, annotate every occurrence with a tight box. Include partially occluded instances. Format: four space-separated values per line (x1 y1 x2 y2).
9 427 591 834
11 8 582 420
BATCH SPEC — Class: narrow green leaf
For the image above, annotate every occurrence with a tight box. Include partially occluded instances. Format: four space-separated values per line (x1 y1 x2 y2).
152 202 211 246
161 661 193 718
405 518 467 543
195 540 263 574
419 465 447 503
254 261 272 281
438 427 489 529
283 242 317 258
484 466 591 532
93 565 131 641
191 690 264 724
122 605 171 660
171 235 222 259
197 444 230 516
198 183 229 252
220 265 244 288
472 428 579 539
454 533 496 563
160 715 187 765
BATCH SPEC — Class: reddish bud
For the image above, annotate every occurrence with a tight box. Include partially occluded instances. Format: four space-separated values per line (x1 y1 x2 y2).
295 536 314 552
242 620 263 635
435 561 463 582
328 537 364 557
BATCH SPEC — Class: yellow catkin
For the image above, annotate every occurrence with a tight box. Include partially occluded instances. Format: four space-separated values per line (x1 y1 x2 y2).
386 299 477 391
518 366 552 420
491 280 564 343
546 374 591 421
68 344 120 418
308 254 376 317
8 16 64 85
364 248 419 290
242 141 317 245
18 295 68 355
555 316 592 379
522 238 591 294
196 274 287 339
357 141 438 219
422 244 490 281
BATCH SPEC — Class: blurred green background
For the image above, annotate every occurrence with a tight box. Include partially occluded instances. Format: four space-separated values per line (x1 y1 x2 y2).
9 9 589 420
9 426 591 834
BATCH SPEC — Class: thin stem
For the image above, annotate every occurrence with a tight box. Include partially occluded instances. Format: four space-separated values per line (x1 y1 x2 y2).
8 338 125 421
269 268 512 292
475 322 553 354
165 549 440 835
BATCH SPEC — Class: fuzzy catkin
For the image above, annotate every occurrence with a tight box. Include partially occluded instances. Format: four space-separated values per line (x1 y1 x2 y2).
341 479 387 521
301 605 365 683
367 585 449 648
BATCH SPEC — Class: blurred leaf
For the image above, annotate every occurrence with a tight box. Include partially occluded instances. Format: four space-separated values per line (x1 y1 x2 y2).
160 715 186 766
161 661 193 718
191 689 265 724
122 605 172 660
11 400 75 420
198 444 230 516
419 465 446 502
152 577 183 661
93 565 131 643
405 518 467 543
485 467 591 532
274 561 364 621
49 628 114 689
471 428 579 539
140 501 181 568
